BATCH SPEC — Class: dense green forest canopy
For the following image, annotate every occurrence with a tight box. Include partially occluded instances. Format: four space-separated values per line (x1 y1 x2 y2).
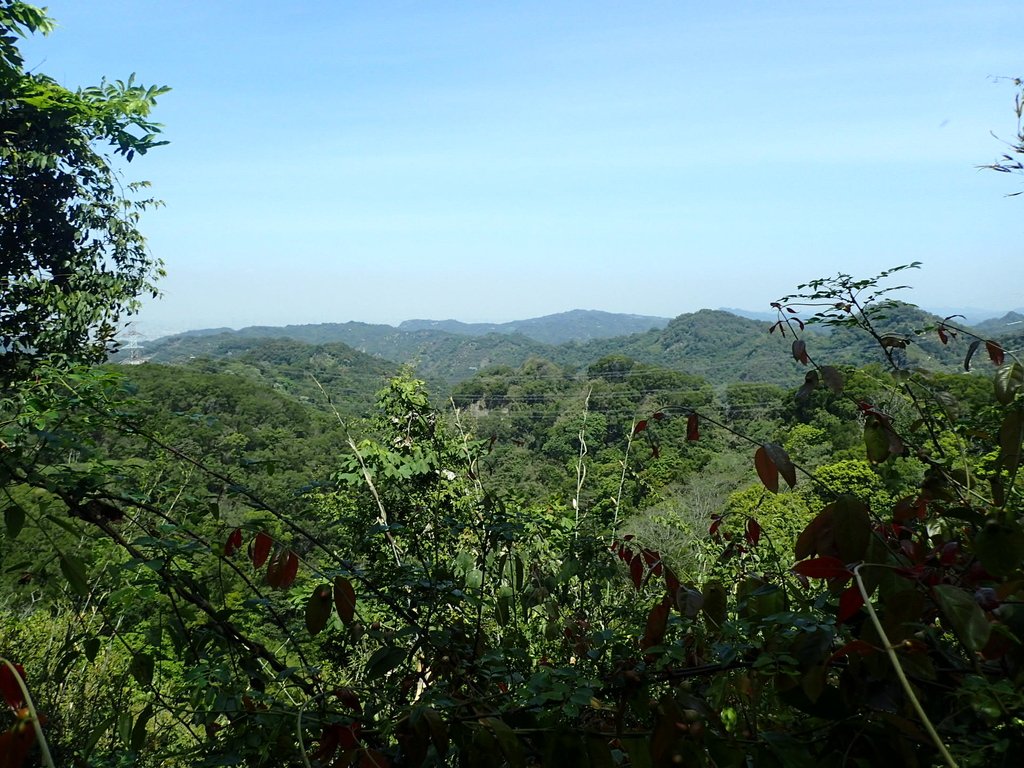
3 4 1024 768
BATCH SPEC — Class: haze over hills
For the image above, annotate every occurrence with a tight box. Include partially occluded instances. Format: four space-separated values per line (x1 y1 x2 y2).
397 310 672 344
125 304 1022 387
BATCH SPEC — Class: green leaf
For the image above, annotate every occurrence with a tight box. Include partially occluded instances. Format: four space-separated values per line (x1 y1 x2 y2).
130 703 153 751
999 409 1023 479
833 497 871 562
481 717 525 768
83 715 115 758
995 363 1024 405
59 553 89 596
4 505 25 538
118 712 132 748
702 580 727 629
365 646 406 681
864 420 890 464
84 637 101 663
129 652 154 686
974 521 1024 577
932 584 991 653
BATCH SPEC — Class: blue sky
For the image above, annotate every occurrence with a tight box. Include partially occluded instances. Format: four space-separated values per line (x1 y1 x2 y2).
22 1 1023 334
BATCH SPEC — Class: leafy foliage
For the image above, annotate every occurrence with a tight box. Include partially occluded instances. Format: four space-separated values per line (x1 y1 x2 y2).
0 0 168 381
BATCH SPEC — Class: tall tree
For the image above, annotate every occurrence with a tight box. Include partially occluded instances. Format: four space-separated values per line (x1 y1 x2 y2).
0 0 168 381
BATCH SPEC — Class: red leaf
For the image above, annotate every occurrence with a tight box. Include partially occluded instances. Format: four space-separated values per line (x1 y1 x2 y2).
0 722 35 768
792 556 851 580
829 639 876 661
937 327 948 345
892 496 926 523
338 722 362 750
280 551 299 588
745 518 762 547
334 687 362 713
0 663 26 709
709 516 722 538
629 556 644 590
652 411 665 421
266 549 292 589
986 341 1006 366
224 528 243 557
754 446 779 493
641 549 661 567
633 420 648 435
763 442 797 489
251 532 272 568
837 585 865 624
334 576 356 626
686 413 699 441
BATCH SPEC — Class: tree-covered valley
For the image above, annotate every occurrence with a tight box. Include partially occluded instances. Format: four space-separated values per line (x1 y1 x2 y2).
4 3 1024 767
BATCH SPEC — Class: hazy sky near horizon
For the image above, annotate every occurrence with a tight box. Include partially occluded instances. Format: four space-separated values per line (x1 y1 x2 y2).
22 1 1023 335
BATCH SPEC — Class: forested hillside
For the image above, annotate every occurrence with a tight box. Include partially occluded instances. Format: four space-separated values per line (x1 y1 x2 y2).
3 5 1024 768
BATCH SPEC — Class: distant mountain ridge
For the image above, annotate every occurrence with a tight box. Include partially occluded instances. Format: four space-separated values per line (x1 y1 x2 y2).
130 303 1020 386
398 309 671 344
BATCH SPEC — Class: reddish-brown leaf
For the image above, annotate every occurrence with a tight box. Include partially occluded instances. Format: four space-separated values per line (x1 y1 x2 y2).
334 687 362 713
754 446 779 493
251 532 272 569
224 528 243 557
629 556 644 590
937 327 949 345
633 420 647 435
763 443 797 489
829 640 876 661
265 550 282 588
652 411 665 421
0 663 26 710
795 508 835 560
892 496 926 523
986 340 1006 366
640 597 671 650
792 556 851 580
792 339 809 365
837 585 865 624
305 584 333 636
0 722 35 768
360 748 390 768
686 412 699 441
280 551 299 588
797 370 819 402
663 566 681 596
820 365 844 394
745 518 762 547
334 576 357 626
